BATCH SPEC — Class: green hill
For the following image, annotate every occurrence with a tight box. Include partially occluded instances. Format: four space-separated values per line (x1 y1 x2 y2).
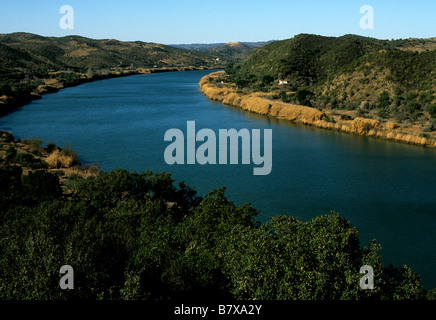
0 32 225 115
171 40 270 63
208 42 256 62
0 32 222 71
226 34 436 122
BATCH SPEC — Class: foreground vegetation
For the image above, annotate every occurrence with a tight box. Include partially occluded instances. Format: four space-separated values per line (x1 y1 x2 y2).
0 131 433 300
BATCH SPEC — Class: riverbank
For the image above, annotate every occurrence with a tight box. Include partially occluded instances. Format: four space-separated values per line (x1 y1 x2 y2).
0 129 100 196
0 66 221 116
199 71 436 149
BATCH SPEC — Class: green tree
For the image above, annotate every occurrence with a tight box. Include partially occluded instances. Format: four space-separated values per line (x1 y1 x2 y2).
378 91 391 109
428 104 436 118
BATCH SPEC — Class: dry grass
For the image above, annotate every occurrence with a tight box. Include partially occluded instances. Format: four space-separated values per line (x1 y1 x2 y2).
200 72 324 124
350 117 380 135
45 149 75 168
199 72 436 148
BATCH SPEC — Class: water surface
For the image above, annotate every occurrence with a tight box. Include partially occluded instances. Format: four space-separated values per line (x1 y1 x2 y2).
1 70 435 289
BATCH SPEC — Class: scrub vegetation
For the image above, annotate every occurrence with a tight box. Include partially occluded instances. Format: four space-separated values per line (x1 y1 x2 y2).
226 34 436 127
0 131 433 300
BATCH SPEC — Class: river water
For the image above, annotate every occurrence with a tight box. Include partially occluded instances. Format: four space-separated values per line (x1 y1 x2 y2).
1 70 435 289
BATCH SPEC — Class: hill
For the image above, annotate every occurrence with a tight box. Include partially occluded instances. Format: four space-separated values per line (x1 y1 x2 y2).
208 42 256 62
0 32 222 71
171 40 272 63
226 34 436 126
0 32 224 115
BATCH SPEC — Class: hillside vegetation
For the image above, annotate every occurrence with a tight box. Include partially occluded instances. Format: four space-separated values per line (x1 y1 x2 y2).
226 34 436 129
0 32 226 115
171 40 270 62
0 130 432 300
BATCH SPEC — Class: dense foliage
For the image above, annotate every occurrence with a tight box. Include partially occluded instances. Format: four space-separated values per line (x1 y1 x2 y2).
226 34 436 120
0 32 228 115
0 161 428 300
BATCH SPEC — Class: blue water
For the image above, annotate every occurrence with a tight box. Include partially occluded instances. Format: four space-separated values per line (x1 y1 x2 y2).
1 70 435 289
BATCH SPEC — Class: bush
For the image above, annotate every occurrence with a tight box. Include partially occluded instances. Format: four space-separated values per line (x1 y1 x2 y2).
63 173 84 190
378 91 391 109
13 152 47 169
422 122 436 132
45 141 57 154
0 131 14 143
0 168 428 300
340 114 354 121
324 115 336 123
378 108 390 119
22 137 43 152
21 170 62 202
45 149 76 168
406 101 420 113
5 145 17 161
45 142 79 168
80 163 101 175
428 104 436 118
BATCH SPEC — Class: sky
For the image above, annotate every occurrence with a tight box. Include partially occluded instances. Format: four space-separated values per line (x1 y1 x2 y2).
0 0 435 44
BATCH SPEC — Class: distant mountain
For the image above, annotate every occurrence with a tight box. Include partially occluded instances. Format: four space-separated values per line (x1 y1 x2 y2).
227 34 436 121
171 40 272 50
171 43 227 50
171 40 273 63
207 42 256 62
0 32 225 115
0 32 221 73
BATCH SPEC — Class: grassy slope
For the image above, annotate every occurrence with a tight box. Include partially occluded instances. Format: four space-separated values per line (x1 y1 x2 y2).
0 32 226 115
228 34 436 120
220 34 436 141
0 32 222 71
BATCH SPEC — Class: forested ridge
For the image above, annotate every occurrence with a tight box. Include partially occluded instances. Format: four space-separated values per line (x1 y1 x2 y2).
226 34 436 126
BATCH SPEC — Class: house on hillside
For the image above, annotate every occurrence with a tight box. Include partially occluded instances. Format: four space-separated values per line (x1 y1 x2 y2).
278 80 288 85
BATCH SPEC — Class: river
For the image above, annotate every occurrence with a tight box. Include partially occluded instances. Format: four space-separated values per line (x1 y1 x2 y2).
1 70 435 289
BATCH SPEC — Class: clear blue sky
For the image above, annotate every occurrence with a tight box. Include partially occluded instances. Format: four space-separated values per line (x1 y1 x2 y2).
0 0 435 44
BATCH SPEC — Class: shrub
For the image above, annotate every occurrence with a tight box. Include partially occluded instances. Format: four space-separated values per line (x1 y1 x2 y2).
5 146 17 161
378 91 391 109
45 149 76 168
0 131 14 143
22 137 42 152
63 173 84 190
62 142 78 162
13 152 47 169
406 101 420 113
45 142 79 168
80 163 101 175
428 104 436 118
21 170 62 202
378 108 390 119
340 114 354 121
422 123 436 133
45 141 57 154
324 115 336 123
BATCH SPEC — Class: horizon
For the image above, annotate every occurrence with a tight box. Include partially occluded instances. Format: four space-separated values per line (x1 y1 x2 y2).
0 0 435 45
1 31 435 47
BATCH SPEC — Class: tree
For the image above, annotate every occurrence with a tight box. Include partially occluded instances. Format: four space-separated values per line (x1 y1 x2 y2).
378 91 391 109
428 104 436 118
221 213 425 300
0 165 428 300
